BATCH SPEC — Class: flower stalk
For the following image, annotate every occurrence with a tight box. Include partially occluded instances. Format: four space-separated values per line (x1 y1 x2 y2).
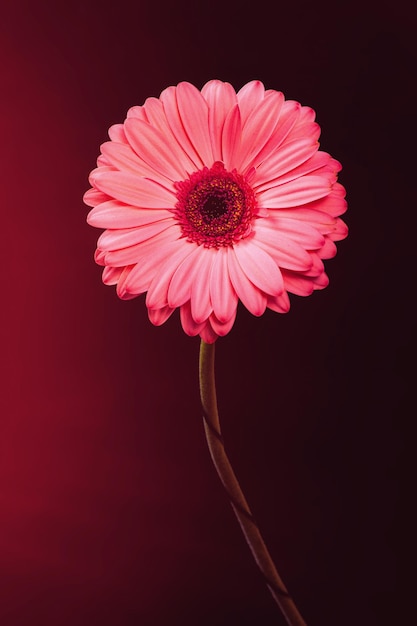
199 339 307 626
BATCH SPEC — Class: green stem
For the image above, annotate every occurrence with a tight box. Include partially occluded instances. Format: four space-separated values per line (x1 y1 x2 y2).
199 340 307 626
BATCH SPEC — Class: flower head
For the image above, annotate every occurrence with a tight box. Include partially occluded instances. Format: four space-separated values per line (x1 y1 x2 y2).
85 80 348 342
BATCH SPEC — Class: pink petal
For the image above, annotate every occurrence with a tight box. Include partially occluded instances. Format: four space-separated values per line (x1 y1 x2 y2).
257 175 332 208
160 86 202 170
176 82 214 167
148 306 175 326
90 171 176 208
322 156 342 173
294 105 316 125
190 249 216 323
267 291 290 313
209 310 237 336
126 105 148 122
254 222 313 271
180 301 206 336
255 151 331 192
87 201 172 229
273 208 337 235
118 291 139 301
254 139 319 189
306 164 338 187
108 124 127 143
88 165 116 187
249 100 301 170
143 97 196 171
264 100 301 146
201 80 238 162
265 216 325 249
226 247 267 316
318 238 337 259
146 240 198 309
95 249 106 266
100 141 164 179
97 220 173 251
167 246 206 308
143 97 171 133
283 106 320 144
332 182 346 198
122 238 184 295
236 80 265 125
280 102 317 137
312 272 329 290
116 265 137 299
330 217 348 241
286 121 320 143
236 91 285 171
124 118 189 180
199 320 219 343
97 154 111 167
102 266 123 285
305 186 347 218
233 240 284 296
221 104 242 171
83 188 110 207
209 247 238 323
103 244 152 268
282 271 315 296
303 252 324 277
103 226 179 267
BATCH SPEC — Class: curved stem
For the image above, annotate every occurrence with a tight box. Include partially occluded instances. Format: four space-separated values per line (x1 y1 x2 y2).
199 340 307 626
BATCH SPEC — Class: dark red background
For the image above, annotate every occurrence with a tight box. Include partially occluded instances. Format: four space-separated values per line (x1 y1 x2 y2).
1 1 412 625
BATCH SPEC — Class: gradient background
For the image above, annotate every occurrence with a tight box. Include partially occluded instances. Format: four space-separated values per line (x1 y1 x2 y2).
1 1 413 625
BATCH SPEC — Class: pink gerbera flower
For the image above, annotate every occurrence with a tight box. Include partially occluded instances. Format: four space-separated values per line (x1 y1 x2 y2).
85 80 348 342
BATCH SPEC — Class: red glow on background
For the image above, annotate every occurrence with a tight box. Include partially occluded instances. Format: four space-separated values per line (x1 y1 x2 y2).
1 2 410 625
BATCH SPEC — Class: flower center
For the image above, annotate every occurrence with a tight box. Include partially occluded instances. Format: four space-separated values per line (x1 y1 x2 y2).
174 162 257 247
